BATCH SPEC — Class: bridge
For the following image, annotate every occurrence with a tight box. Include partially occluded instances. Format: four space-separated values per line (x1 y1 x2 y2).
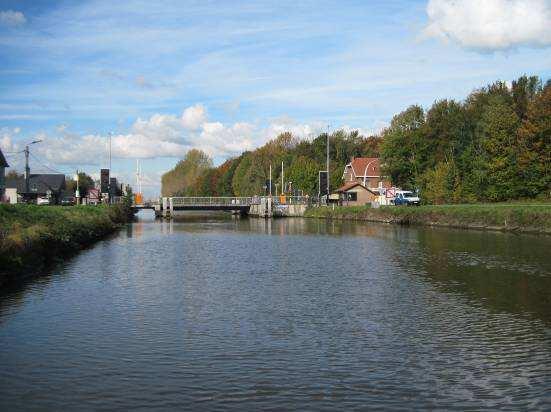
128 196 310 218
128 196 257 215
164 197 254 213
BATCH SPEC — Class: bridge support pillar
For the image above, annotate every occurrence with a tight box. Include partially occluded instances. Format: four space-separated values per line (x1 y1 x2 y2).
162 197 169 218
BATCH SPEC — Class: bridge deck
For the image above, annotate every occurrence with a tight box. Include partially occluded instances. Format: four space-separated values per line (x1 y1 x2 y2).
131 196 309 216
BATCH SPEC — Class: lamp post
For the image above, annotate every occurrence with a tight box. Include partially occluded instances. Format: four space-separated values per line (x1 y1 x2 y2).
269 164 272 197
24 139 42 196
362 159 378 188
75 170 80 205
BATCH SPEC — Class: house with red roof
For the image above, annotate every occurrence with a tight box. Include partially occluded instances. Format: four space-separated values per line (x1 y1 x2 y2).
335 180 378 206
335 157 392 206
341 157 390 190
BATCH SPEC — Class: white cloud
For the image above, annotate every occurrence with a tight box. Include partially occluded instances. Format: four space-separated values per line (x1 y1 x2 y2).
19 105 325 168
0 127 23 169
181 104 207 130
7 105 369 185
423 0 551 50
0 10 26 27
131 114 184 143
263 118 322 141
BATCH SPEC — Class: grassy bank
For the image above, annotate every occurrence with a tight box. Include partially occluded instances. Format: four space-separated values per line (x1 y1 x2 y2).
0 204 133 285
304 203 551 234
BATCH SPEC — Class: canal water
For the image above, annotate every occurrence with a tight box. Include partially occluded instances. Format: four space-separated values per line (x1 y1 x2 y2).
1 211 550 410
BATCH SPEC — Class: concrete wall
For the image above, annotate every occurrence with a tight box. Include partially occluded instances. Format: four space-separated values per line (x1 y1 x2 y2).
274 204 307 217
249 200 307 217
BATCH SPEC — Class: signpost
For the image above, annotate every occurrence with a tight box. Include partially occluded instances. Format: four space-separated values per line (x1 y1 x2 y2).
100 169 109 203
319 170 328 205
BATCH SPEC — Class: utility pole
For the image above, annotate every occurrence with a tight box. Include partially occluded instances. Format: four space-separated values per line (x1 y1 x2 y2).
107 132 112 203
138 161 142 194
269 164 272 196
109 132 112 172
136 159 140 194
24 145 30 195
326 125 330 200
24 140 42 196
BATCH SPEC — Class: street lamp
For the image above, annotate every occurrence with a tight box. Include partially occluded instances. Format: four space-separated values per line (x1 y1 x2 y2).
362 159 378 188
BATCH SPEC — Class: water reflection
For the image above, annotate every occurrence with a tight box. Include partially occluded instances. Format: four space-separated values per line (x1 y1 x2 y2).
1 214 550 410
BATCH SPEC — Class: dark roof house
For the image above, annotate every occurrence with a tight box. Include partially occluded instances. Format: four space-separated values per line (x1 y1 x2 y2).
0 148 8 199
0 148 8 168
6 174 66 202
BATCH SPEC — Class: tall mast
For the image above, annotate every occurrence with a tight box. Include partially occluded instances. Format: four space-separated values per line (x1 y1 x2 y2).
326 125 330 198
281 161 284 195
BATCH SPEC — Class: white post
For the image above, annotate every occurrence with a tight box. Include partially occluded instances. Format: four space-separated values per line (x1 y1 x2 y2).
281 161 284 195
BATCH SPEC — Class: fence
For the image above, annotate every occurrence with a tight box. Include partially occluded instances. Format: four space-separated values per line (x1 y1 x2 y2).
169 197 255 207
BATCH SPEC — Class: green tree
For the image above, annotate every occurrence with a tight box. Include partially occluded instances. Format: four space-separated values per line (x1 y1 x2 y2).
216 157 241 196
516 83 551 198
66 172 95 197
418 161 458 204
474 96 520 201
511 75 542 120
161 149 212 196
380 105 425 188
287 156 319 195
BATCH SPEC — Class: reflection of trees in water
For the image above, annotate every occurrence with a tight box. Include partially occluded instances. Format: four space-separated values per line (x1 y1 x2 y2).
0 260 74 324
243 217 396 239
395 228 551 324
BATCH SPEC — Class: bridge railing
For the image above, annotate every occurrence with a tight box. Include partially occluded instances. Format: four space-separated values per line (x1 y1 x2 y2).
170 197 254 207
273 196 311 205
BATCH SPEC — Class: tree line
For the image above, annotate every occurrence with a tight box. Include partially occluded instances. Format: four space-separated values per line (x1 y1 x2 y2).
162 75 550 203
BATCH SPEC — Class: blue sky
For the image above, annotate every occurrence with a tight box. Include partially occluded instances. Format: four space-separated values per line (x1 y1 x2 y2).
1 0 550 195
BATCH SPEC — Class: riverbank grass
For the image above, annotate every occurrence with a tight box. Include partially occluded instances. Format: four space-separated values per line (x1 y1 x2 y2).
0 204 132 284
304 203 551 234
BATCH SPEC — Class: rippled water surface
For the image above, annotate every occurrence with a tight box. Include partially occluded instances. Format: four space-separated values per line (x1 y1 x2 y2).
1 211 551 410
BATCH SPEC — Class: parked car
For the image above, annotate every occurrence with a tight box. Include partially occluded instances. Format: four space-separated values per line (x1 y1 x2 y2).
61 197 75 206
36 196 51 206
394 190 420 206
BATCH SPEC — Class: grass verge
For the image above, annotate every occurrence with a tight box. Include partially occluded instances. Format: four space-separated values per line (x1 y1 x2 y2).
304 203 551 234
0 204 133 286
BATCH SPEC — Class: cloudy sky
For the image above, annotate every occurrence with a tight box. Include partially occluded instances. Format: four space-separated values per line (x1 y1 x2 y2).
1 0 550 195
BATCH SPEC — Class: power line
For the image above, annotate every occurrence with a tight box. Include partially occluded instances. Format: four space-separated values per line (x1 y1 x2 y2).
29 152 64 175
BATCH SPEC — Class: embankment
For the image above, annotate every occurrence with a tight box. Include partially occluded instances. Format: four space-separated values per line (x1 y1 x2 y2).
304 204 551 234
0 204 133 286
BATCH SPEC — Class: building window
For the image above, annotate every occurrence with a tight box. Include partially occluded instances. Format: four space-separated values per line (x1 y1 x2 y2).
346 192 357 201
